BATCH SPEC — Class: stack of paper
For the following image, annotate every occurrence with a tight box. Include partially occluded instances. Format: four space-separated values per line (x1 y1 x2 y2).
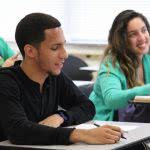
133 96 150 103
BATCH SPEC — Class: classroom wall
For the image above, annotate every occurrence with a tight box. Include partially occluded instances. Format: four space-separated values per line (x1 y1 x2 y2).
7 41 106 66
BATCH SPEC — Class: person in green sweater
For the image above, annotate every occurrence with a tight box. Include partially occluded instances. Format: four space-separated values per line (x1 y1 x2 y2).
89 10 150 122
0 36 18 67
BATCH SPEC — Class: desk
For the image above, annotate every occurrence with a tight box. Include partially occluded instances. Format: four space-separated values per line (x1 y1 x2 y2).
0 121 149 150
73 80 94 86
80 65 99 72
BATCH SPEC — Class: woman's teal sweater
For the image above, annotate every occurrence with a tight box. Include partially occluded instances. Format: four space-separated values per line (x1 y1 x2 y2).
0 36 14 66
89 54 150 121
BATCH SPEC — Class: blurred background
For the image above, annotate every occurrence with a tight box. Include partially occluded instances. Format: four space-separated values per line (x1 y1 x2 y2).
1 0 150 80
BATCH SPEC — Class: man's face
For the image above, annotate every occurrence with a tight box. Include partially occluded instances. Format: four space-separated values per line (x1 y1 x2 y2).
35 27 68 76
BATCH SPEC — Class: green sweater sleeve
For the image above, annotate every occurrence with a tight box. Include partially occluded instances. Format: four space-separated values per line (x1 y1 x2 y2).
0 37 14 61
99 71 150 109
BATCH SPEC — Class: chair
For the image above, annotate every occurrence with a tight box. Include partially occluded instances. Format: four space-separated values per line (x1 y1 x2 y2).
78 83 119 121
62 55 93 81
78 83 94 97
78 83 120 121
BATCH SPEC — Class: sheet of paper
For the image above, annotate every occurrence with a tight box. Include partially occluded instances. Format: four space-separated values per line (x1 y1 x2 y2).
135 96 150 99
75 122 139 132
94 121 139 132
133 96 150 103
76 123 96 129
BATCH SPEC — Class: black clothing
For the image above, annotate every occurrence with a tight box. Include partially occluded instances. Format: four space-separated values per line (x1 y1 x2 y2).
0 63 95 145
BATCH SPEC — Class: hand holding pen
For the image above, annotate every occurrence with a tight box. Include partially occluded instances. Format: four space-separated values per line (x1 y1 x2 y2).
94 123 127 140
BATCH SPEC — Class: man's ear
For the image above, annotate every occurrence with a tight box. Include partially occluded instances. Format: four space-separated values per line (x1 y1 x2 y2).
24 44 37 58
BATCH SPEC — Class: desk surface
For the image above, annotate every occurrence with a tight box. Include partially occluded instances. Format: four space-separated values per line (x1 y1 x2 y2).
73 80 94 86
80 65 99 72
0 121 149 150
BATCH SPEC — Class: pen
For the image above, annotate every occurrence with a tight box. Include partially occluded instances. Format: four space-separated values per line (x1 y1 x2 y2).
121 134 127 139
94 123 127 139
121 131 127 139
93 123 100 127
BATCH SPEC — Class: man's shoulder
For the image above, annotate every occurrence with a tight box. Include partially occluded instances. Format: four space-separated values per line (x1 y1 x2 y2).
0 66 21 98
0 66 16 75
49 71 74 87
58 71 73 84
0 66 19 84
50 71 71 81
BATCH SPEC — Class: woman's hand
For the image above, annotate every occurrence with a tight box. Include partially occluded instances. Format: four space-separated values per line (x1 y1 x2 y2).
2 53 19 67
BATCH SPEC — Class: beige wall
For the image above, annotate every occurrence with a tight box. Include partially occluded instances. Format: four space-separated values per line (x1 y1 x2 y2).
8 41 106 65
8 41 107 80
66 43 106 65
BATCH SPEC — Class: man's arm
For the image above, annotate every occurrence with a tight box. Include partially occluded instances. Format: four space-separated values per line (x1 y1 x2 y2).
70 125 121 144
0 74 74 145
39 72 95 128
0 74 121 145
39 114 64 127
57 72 96 126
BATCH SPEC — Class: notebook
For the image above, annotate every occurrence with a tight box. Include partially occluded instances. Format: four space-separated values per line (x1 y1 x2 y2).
132 96 150 103
76 122 150 150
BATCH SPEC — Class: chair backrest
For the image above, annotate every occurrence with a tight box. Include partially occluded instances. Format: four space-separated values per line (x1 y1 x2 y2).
78 83 119 121
62 55 93 81
78 83 94 97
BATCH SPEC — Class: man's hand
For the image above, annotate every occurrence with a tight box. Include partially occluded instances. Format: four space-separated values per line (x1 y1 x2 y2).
39 114 64 128
2 53 19 67
70 125 122 144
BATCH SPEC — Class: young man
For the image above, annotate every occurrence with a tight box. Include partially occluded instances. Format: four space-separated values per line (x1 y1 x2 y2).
0 13 121 145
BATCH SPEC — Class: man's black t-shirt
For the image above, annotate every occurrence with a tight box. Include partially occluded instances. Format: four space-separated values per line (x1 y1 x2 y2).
0 62 95 145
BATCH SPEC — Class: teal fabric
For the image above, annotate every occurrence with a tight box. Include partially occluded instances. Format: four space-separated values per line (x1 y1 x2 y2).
0 37 14 65
89 54 150 121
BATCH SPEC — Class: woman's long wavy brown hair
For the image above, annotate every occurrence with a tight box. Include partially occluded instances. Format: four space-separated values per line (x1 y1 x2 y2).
103 10 150 88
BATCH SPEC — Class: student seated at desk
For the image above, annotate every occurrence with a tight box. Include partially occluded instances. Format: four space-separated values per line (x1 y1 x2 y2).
0 36 19 67
0 13 121 145
89 10 150 122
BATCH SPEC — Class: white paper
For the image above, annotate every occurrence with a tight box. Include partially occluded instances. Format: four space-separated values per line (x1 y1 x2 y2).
76 123 96 129
94 121 139 132
135 96 150 99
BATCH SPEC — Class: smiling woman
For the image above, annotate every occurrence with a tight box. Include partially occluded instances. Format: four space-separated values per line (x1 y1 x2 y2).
127 17 150 57
89 10 150 123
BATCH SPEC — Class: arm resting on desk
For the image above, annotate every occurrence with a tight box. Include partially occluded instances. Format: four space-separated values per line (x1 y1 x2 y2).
70 125 121 144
